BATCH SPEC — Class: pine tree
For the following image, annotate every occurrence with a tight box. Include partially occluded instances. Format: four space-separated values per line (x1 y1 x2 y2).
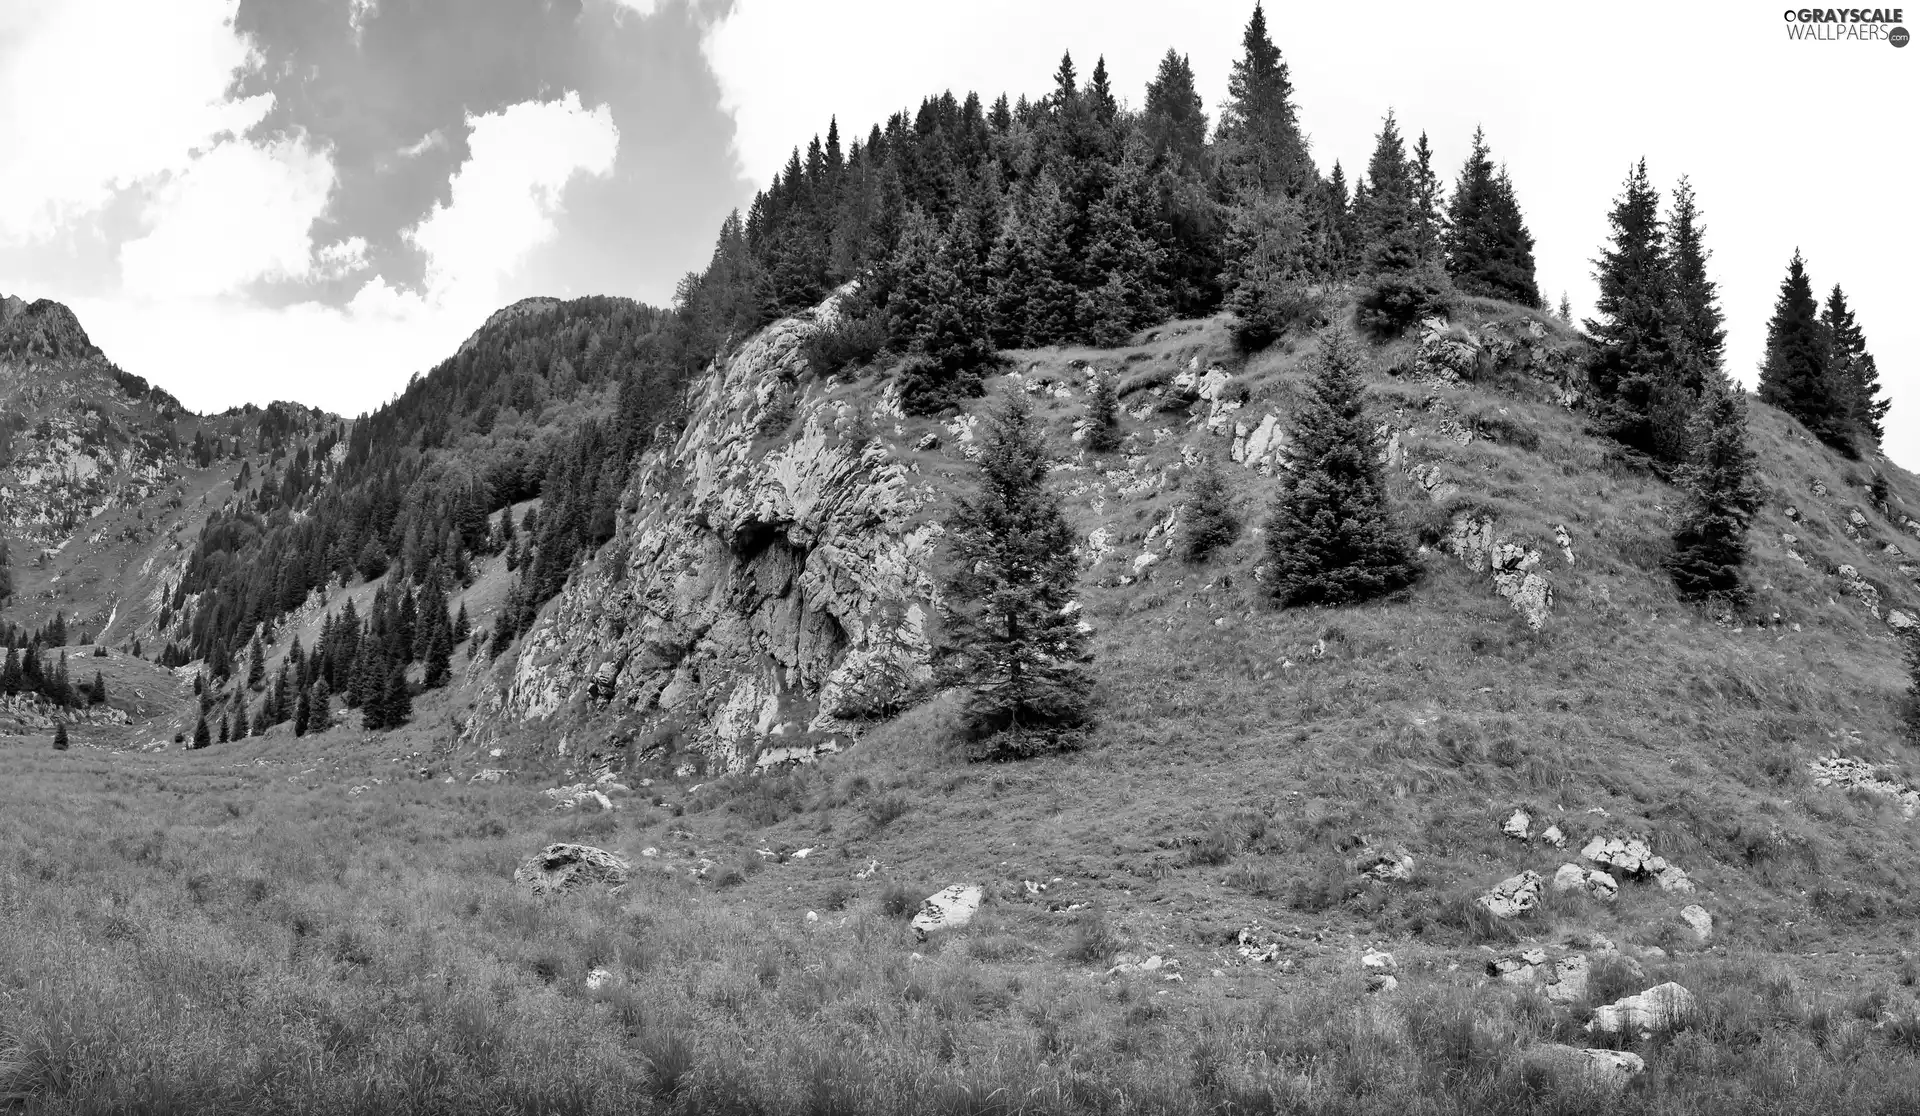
1215 2 1313 197
1409 131 1445 265
1083 373 1121 453
453 602 471 644
1906 632 1920 745
53 720 67 750
941 390 1091 758
1558 293 1573 324
1141 49 1207 176
1758 250 1853 457
1664 177 1725 394
294 687 310 737
1821 284 1889 446
1355 112 1451 335
1220 191 1314 349
218 714 230 744
90 670 104 705
246 635 265 691
1665 378 1763 603
890 208 993 414
1443 128 1538 307
1585 160 1687 463
1076 146 1169 345
233 702 250 740
193 713 210 749
1265 330 1416 606
424 617 452 689
310 679 332 734
382 662 412 728
1181 451 1241 563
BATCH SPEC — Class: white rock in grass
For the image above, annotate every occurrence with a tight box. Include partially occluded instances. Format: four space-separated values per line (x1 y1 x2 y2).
1552 863 1586 892
1362 950 1396 973
1522 1045 1646 1090
1681 904 1713 942
1503 809 1532 840
585 968 613 991
1586 982 1697 1038
911 884 983 941
514 844 632 897
1545 955 1590 1005
1541 824 1566 849
1479 870 1543 919
1656 865 1696 894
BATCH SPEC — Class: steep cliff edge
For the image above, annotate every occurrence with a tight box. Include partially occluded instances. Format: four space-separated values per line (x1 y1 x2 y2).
475 293 944 771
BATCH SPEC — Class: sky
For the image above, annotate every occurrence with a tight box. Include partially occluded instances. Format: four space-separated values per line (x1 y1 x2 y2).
0 0 1912 464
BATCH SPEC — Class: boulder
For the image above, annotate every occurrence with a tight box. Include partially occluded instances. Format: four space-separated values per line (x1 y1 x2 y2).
1586 982 1696 1038
1488 947 1548 984
1367 973 1399 994
1353 845 1415 882
1541 824 1566 849
1502 809 1532 840
1521 1045 1646 1090
1479 870 1543 919
1362 950 1396 973
1680 904 1713 942
1552 862 1617 901
1582 836 1688 890
1655 865 1696 894
1545 954 1591 1005
910 884 983 941
514 844 632 896
585 968 613 991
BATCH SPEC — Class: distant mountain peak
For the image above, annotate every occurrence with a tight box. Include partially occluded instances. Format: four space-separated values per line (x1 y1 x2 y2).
457 297 565 357
0 293 102 363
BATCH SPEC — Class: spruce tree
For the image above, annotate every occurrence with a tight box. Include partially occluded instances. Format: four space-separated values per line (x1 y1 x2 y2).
1444 128 1539 307
1220 191 1314 349
1821 284 1889 446
1586 160 1687 463
941 390 1091 758
1758 250 1853 456
891 208 993 414
53 720 67 750
1141 49 1208 176
1215 2 1313 197
1181 451 1241 563
1906 632 1920 746
1409 131 1446 265
1083 373 1121 453
1076 147 1168 345
246 635 265 691
218 714 230 744
193 713 210 749
310 679 332 734
1354 112 1451 335
233 702 250 740
453 602 471 644
90 670 104 705
294 688 310 737
1664 177 1725 394
424 618 452 689
1265 330 1416 606
1665 378 1763 603
383 663 412 728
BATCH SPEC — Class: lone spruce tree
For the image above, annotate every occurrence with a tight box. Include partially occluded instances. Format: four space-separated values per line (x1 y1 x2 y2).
941 390 1091 759
1665 377 1763 603
1586 160 1684 463
1083 372 1120 452
1181 451 1241 563
193 713 210 749
53 720 68 750
1266 330 1416 606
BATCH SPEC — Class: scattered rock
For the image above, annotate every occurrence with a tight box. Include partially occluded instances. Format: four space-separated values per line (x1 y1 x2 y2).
1586 982 1697 1038
1503 808 1532 840
585 968 613 991
1521 1045 1646 1090
1353 845 1415 882
1680 904 1713 942
1480 870 1543 919
469 769 509 784
1445 514 1553 628
514 844 632 897
1541 824 1566 849
1552 863 1617 901
1488 947 1548 984
1362 949 1396 973
1810 752 1920 816
911 884 983 941
1581 836 1690 891
1107 954 1176 977
1546 954 1591 1005
1367 973 1399 994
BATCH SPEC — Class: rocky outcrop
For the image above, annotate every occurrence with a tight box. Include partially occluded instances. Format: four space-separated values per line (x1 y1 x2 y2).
514 844 631 896
1580 837 1694 893
1445 514 1554 629
1479 869 1543 918
1810 752 1920 816
476 292 942 772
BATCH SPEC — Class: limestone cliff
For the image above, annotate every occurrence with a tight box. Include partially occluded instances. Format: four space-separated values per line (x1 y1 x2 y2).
475 292 944 772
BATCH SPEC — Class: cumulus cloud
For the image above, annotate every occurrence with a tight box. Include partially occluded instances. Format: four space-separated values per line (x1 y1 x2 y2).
400 91 620 314
0 0 269 242
120 134 338 299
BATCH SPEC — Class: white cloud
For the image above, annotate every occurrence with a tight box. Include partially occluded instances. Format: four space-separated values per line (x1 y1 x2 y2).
120 134 337 299
398 129 446 158
403 91 619 315
608 0 662 17
0 0 269 242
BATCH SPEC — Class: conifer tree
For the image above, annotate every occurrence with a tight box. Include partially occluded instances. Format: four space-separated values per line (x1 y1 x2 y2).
1077 147 1169 345
453 602 471 644
1409 131 1446 265
383 663 412 728
294 687 310 737
891 208 993 414
1906 632 1920 745
233 702 250 740
53 720 67 750
941 390 1091 758
1215 2 1313 197
1821 284 1889 446
1558 293 1572 324
1758 250 1853 456
1220 191 1315 349
1444 128 1539 307
1665 377 1763 602
1181 451 1241 562
1355 112 1451 335
310 679 332 734
1586 160 1687 463
193 713 210 749
1664 177 1725 394
246 635 265 691
218 714 230 744
1265 330 1416 605
1083 373 1120 452
1141 49 1207 176
425 618 452 689
90 670 104 705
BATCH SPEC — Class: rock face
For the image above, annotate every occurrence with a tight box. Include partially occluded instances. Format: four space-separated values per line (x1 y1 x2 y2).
910 884 983 941
475 291 942 771
1587 982 1696 1038
513 844 632 896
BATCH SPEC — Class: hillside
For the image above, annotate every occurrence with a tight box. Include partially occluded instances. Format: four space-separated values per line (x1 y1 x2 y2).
9 288 1918 1111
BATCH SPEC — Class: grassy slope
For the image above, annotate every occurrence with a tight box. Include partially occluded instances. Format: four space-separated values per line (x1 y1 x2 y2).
5 302 1920 1113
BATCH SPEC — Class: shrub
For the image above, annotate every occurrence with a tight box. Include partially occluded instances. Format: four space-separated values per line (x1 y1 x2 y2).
1357 266 1453 338
1180 452 1240 562
802 303 889 377
879 881 920 919
1059 910 1122 965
